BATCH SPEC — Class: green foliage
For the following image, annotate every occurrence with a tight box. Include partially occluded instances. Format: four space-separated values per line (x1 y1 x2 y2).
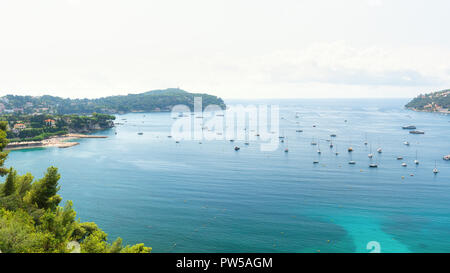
119 243 152 253
0 120 151 253
0 209 52 253
80 230 109 253
71 222 100 241
15 173 33 199
38 201 77 247
80 233 151 253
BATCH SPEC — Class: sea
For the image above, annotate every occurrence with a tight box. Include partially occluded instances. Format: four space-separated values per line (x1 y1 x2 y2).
5 99 450 253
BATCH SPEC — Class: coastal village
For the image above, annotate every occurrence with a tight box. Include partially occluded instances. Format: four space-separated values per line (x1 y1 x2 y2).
0 112 114 150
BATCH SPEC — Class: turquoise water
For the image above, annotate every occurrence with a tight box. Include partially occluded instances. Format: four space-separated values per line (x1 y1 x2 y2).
6 99 450 253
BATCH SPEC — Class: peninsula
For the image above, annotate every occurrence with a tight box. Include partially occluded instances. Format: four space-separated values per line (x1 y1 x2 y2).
5 134 108 150
0 88 226 115
406 89 450 114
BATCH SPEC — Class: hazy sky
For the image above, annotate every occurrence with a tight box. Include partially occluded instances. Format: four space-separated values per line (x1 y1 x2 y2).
1 0 449 99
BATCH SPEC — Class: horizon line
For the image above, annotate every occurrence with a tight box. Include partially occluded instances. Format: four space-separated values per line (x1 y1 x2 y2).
0 93 415 101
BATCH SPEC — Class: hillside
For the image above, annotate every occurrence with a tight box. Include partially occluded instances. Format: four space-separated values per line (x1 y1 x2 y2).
0 113 115 142
405 89 450 113
0 88 226 115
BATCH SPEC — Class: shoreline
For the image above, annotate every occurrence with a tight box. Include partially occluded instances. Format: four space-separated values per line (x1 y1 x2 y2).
5 134 108 151
407 107 450 115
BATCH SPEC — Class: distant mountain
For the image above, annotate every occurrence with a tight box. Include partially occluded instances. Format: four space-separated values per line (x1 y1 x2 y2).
0 88 226 115
406 89 450 113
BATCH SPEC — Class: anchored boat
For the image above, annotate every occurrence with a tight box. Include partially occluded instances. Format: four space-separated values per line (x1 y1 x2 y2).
402 125 417 130
433 161 439 174
414 151 419 165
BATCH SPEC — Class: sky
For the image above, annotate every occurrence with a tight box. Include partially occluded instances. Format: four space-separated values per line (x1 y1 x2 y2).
0 0 449 99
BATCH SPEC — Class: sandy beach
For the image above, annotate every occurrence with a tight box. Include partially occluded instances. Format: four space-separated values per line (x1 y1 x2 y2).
5 134 108 151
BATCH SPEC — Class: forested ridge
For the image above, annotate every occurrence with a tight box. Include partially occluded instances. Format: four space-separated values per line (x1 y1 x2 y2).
0 88 226 115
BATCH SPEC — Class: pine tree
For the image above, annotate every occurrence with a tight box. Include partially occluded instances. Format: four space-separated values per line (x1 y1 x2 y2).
25 167 62 210
2 168 16 196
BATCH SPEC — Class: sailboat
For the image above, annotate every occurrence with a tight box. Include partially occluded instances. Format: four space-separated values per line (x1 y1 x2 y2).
348 152 356 164
284 137 289 153
329 140 334 148
364 133 368 146
368 144 374 158
137 123 143 135
369 158 378 168
414 150 419 165
348 138 353 152
317 142 321 154
433 161 439 174
311 138 317 145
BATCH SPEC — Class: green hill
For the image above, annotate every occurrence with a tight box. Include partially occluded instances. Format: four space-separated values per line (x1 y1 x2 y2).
0 88 226 115
405 89 450 113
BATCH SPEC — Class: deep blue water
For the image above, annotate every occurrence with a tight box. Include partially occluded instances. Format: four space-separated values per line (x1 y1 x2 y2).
6 99 450 253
